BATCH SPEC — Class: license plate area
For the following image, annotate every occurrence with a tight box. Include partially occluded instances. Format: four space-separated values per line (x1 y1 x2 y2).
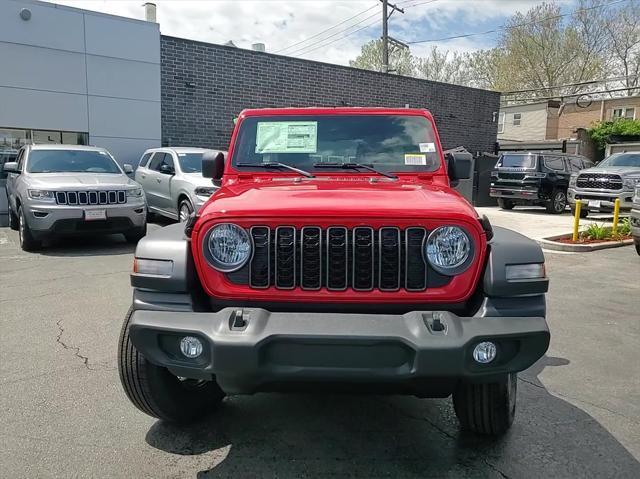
85 209 107 221
588 200 601 209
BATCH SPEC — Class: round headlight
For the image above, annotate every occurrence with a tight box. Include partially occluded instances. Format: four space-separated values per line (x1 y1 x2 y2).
206 223 251 272
425 226 472 275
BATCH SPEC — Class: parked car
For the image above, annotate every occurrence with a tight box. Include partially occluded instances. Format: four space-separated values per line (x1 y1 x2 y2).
631 185 640 255
118 107 550 436
490 151 593 214
135 147 224 222
568 151 640 217
3 144 146 251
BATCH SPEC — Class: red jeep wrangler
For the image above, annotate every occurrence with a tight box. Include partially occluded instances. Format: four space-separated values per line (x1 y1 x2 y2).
119 108 550 435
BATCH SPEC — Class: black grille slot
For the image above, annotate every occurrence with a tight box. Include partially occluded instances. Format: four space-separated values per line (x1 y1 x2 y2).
56 192 67 204
301 227 322 290
99 191 107 204
327 227 348 290
352 227 374 291
78 192 88 204
576 173 622 190
249 227 270 288
275 227 296 289
67 191 78 205
379 227 401 291
405 228 427 291
89 191 98 204
118 191 126 203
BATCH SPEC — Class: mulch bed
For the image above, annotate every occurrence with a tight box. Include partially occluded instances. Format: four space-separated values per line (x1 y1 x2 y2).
555 234 632 245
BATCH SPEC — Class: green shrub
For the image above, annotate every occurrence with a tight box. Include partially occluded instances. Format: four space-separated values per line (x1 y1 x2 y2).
588 118 640 150
617 217 631 236
583 223 609 240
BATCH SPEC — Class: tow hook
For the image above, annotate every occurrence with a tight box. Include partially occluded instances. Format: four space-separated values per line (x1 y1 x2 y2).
229 309 248 330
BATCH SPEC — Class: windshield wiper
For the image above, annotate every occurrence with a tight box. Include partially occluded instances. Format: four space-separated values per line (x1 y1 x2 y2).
313 162 397 179
236 162 315 178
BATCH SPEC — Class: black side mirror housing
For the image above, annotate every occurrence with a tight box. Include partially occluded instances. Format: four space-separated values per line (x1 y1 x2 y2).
159 164 174 175
445 151 473 184
202 151 225 180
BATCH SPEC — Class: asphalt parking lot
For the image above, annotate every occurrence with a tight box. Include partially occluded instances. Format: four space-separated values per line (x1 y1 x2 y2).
1 218 639 478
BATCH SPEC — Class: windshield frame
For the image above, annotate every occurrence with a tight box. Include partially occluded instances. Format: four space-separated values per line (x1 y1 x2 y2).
26 149 123 174
227 111 445 176
595 152 640 168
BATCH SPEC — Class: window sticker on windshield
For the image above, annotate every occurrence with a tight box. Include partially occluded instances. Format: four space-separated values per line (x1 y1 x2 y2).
255 121 318 154
178 153 187 156
405 154 427 165
419 142 436 153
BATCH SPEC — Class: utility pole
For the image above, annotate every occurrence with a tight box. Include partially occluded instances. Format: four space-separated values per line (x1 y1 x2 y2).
380 0 405 74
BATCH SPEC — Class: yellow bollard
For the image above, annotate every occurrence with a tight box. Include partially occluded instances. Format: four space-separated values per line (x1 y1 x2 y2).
612 198 620 235
573 200 581 241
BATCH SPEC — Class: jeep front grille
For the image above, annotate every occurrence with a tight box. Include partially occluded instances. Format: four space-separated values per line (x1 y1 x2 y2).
576 173 622 190
244 226 429 291
55 190 127 205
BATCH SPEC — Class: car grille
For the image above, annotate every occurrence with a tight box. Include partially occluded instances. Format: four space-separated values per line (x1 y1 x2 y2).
242 226 430 292
498 172 526 180
576 173 622 190
55 190 127 205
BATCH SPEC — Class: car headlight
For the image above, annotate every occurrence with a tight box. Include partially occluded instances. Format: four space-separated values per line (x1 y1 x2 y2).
28 190 55 202
195 186 217 197
425 226 473 275
127 188 143 197
569 174 577 187
205 223 251 272
623 177 640 190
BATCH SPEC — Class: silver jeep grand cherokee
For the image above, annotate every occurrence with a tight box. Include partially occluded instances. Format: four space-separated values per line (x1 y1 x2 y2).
3 144 146 251
568 151 640 217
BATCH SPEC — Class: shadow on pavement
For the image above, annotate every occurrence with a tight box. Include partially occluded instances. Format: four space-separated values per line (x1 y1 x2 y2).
36 234 136 257
145 355 640 478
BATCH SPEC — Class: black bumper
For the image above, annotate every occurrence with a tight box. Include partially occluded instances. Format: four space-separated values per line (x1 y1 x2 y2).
129 308 550 396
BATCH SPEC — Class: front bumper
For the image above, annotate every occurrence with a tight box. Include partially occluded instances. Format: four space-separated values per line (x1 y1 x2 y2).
489 186 541 201
24 199 146 238
568 188 634 211
128 307 550 395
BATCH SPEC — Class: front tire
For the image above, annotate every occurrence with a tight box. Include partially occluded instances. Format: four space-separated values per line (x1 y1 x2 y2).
571 205 588 218
18 206 41 251
452 373 517 436
546 189 567 214
635 242 640 256
497 198 515 210
178 198 194 223
8 207 19 231
118 307 225 423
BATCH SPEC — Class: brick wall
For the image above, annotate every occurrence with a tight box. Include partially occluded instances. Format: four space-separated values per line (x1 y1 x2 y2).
161 35 500 154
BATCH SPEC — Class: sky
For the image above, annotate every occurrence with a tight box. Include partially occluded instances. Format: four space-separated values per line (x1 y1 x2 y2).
46 0 577 65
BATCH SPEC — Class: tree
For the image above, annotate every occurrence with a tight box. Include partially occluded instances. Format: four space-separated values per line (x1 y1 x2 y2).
413 46 470 85
604 1 640 95
349 39 414 76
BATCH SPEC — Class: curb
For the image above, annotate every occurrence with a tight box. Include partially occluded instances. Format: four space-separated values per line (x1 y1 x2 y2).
538 234 634 252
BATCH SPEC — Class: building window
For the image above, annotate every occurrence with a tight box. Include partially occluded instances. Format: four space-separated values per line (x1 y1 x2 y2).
612 107 635 120
498 112 505 133
513 113 522 126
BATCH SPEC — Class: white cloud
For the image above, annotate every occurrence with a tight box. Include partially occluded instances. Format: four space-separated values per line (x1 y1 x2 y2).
46 0 575 64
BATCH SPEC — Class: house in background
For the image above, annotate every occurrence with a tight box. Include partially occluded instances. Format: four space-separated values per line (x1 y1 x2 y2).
497 95 640 160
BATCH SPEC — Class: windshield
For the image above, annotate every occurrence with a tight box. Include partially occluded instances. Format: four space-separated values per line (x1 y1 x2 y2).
497 154 537 169
27 150 121 174
177 152 204 173
596 152 640 168
231 115 440 173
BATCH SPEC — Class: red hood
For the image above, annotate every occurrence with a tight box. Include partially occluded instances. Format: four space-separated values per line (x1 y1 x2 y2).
198 177 478 222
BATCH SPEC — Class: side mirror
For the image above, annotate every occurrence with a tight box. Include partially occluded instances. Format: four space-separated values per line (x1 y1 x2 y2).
2 162 19 173
445 151 473 184
159 164 175 175
123 164 134 174
202 151 225 180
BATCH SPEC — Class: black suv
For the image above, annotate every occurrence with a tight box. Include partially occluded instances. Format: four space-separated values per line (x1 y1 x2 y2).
490 151 593 214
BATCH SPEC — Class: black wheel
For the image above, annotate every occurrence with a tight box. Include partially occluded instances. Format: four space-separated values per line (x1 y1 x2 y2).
452 373 517 436
635 242 640 256
570 205 588 218
124 222 147 243
546 189 567 214
17 206 41 251
497 198 515 210
8 207 19 231
178 198 194 223
118 307 224 423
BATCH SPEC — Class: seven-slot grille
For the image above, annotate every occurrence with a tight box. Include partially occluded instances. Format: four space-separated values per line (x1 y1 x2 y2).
55 190 127 205
576 173 623 190
246 226 429 291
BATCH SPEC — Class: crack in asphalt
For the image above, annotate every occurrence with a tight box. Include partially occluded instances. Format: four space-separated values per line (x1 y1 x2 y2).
518 376 637 423
55 319 98 371
375 399 511 479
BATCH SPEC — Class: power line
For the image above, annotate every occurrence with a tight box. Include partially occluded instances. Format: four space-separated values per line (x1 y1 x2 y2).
500 86 638 104
290 0 438 59
502 74 640 95
405 0 630 45
273 3 379 54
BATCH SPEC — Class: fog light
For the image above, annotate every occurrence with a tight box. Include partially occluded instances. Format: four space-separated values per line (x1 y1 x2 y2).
473 341 497 364
179 336 203 359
